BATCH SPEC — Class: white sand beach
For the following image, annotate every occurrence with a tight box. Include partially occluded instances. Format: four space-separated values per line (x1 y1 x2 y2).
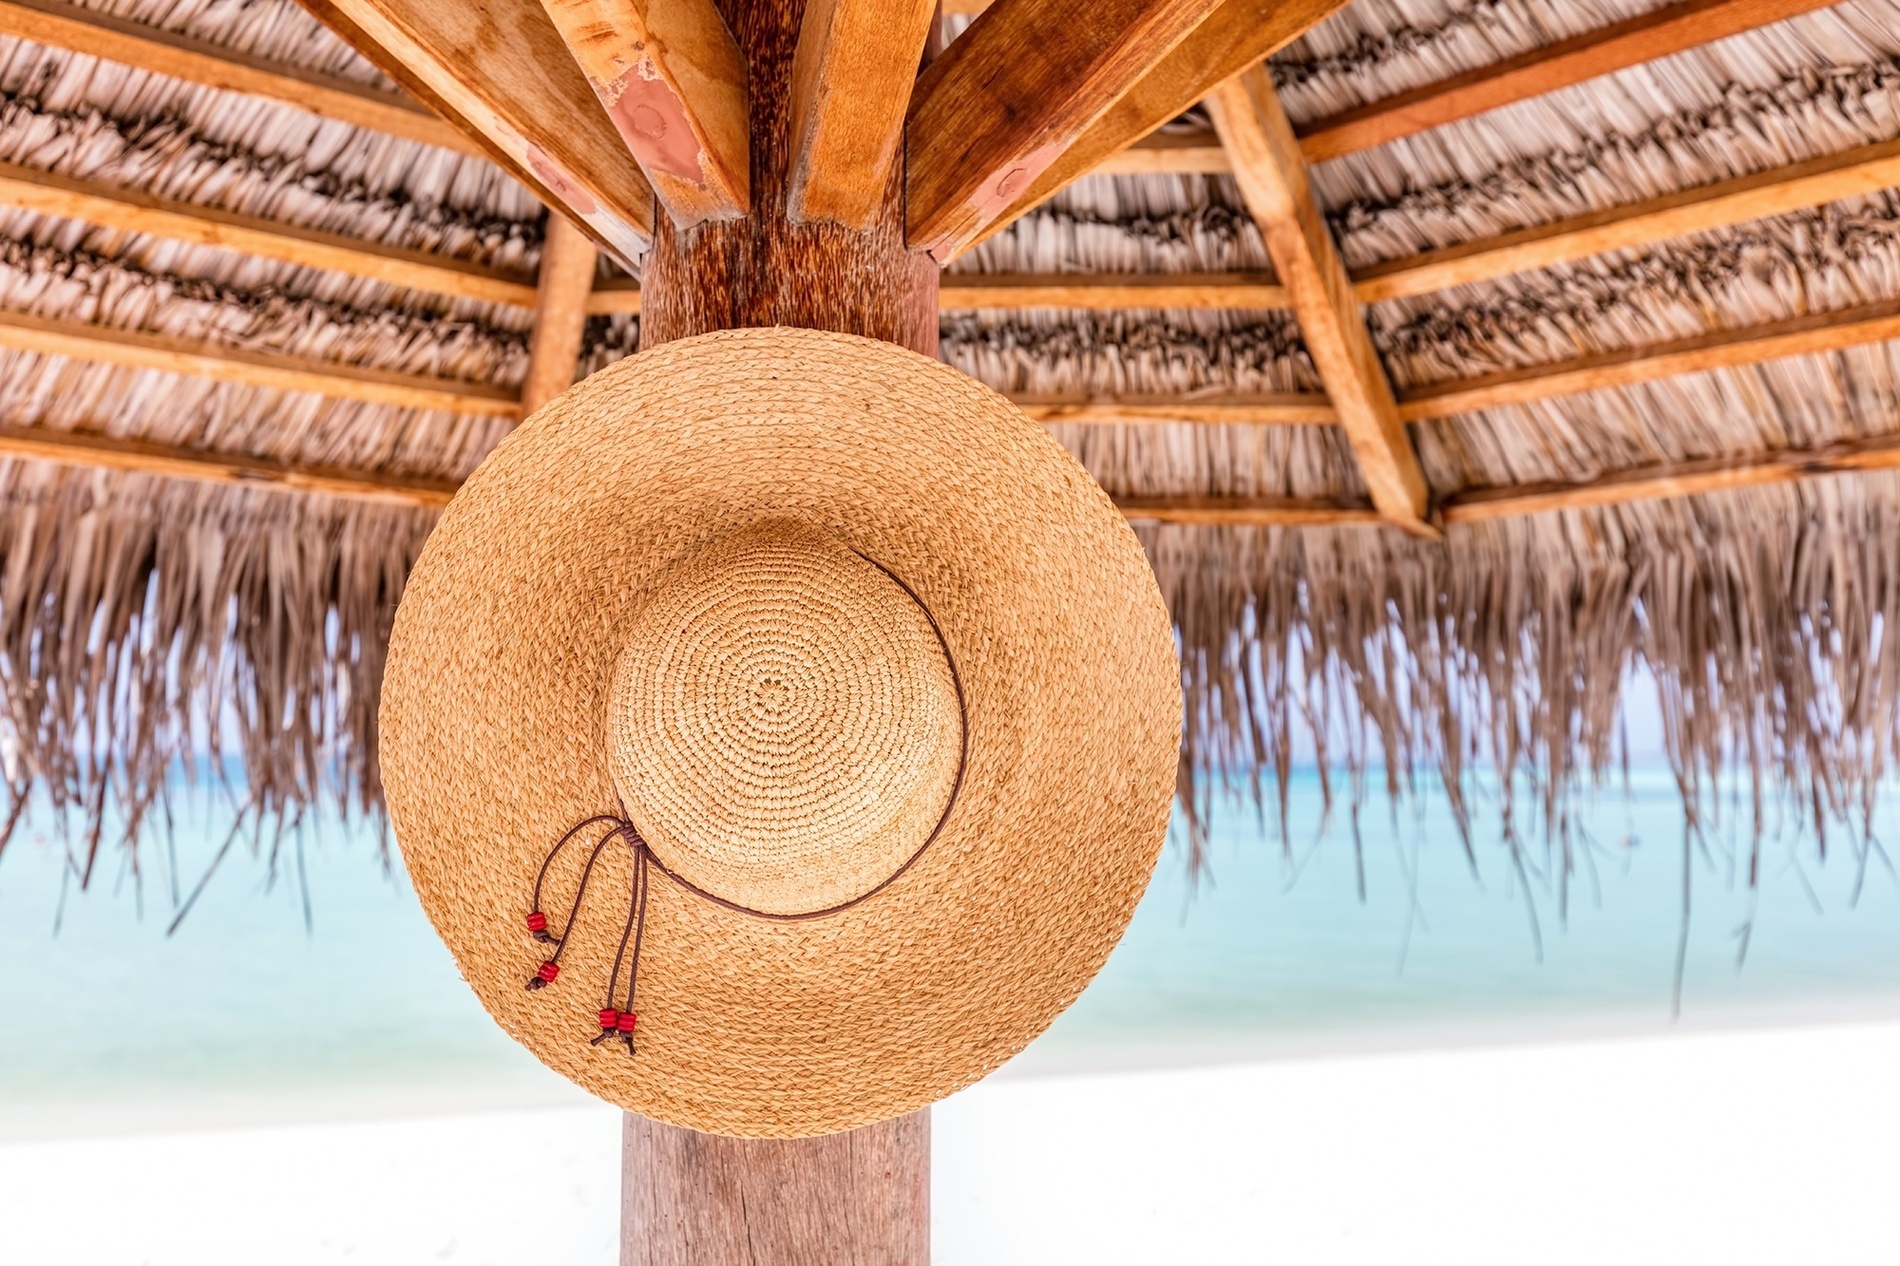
5 1018 1897 1265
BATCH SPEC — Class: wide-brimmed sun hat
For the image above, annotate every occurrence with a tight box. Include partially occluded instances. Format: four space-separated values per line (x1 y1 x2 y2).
380 328 1181 1138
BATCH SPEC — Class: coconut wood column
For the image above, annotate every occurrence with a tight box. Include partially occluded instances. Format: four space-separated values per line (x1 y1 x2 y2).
622 0 935 1261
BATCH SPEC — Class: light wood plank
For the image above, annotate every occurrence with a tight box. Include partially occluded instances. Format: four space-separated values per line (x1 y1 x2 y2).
0 424 459 506
1356 136 1900 304
0 161 539 307
1210 65 1433 532
537 0 749 225
953 0 1348 257
302 0 655 263
1441 432 1900 523
940 272 1286 310
0 0 474 154
1296 0 1839 163
0 307 520 416
1116 493 1381 526
521 215 600 414
1397 298 1900 423
786 0 937 227
585 272 1291 313
1093 126 1230 175
1015 391 1334 425
905 0 1224 259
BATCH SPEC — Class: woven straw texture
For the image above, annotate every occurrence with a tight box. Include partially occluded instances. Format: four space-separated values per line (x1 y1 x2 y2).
380 329 1181 1138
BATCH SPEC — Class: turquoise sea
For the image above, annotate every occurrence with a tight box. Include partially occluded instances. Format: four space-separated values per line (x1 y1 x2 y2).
4 770 1900 1127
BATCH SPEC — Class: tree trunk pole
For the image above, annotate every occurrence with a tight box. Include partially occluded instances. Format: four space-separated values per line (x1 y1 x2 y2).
624 0 937 1259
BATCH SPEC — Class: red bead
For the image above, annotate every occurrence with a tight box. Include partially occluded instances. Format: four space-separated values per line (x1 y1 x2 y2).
617 1012 638 1032
537 961 560 983
526 912 549 932
598 1009 620 1030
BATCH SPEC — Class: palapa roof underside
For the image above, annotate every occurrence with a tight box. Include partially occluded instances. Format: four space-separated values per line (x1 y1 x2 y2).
0 0 1893 891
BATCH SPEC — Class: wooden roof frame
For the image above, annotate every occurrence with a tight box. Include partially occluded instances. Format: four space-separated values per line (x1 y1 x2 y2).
0 0 1886 532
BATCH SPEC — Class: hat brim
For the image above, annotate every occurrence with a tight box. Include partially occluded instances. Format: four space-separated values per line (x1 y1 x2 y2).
380 328 1181 1137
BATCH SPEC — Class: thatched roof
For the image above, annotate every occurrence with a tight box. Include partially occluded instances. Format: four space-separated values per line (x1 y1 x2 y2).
0 0 1893 891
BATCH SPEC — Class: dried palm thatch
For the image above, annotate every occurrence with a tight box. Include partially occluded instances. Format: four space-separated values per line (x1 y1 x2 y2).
0 0 1895 922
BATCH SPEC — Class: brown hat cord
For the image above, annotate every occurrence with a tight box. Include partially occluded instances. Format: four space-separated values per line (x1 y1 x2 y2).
521 549 970 1058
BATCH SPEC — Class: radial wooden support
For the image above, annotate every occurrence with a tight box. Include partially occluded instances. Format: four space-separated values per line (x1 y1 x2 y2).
957 0 1348 257
0 161 539 307
622 1110 929 1265
904 0 1224 259
1209 65 1433 533
785 0 937 227
521 214 602 414
0 307 519 416
298 0 655 263
0 424 460 506
1355 136 1900 304
627 0 935 1254
1295 0 1839 163
1395 296 1900 423
0 0 476 154
537 0 751 225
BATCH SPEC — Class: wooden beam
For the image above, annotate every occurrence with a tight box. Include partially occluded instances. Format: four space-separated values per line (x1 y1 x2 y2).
1355 136 1900 304
1397 297 1900 423
1296 0 1839 164
939 272 1286 310
1210 65 1433 531
0 0 476 154
1116 493 1380 526
0 161 540 308
1015 391 1334 425
953 0 1348 257
1094 126 1230 175
536 0 750 225
0 307 520 416
0 423 458 506
904 0 1224 259
520 215 600 414
584 271 1290 313
299 0 655 263
786 0 937 227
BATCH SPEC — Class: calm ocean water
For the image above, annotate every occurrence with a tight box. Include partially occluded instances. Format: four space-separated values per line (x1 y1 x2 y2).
4 770 1899 1119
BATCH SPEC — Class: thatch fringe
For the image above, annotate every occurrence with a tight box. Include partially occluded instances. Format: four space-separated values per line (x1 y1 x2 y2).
0 468 428 887
1149 472 1900 890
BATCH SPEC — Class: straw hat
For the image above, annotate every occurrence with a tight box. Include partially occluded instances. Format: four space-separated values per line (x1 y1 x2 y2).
380 328 1180 1138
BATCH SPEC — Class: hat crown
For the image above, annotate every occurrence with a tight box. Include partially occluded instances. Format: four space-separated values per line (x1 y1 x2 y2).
607 520 963 916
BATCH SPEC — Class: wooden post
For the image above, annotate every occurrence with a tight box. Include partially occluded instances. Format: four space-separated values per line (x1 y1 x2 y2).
624 0 937 1260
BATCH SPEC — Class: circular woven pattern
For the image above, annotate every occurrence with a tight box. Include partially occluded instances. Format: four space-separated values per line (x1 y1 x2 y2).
380 328 1180 1138
608 521 962 915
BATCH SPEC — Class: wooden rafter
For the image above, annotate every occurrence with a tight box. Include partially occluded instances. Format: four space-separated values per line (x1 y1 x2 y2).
1210 65 1433 532
536 0 750 225
904 0 1225 258
31 424 1900 529
585 273 1288 314
0 424 459 507
786 0 937 227
1296 0 1840 163
297 0 655 263
0 161 540 308
1355 136 1900 303
0 308 520 416
1397 297 1900 423
520 215 601 415
1013 392 1335 425
953 0 1349 256
12 134 1900 317
1095 127 1229 175
0 0 475 154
